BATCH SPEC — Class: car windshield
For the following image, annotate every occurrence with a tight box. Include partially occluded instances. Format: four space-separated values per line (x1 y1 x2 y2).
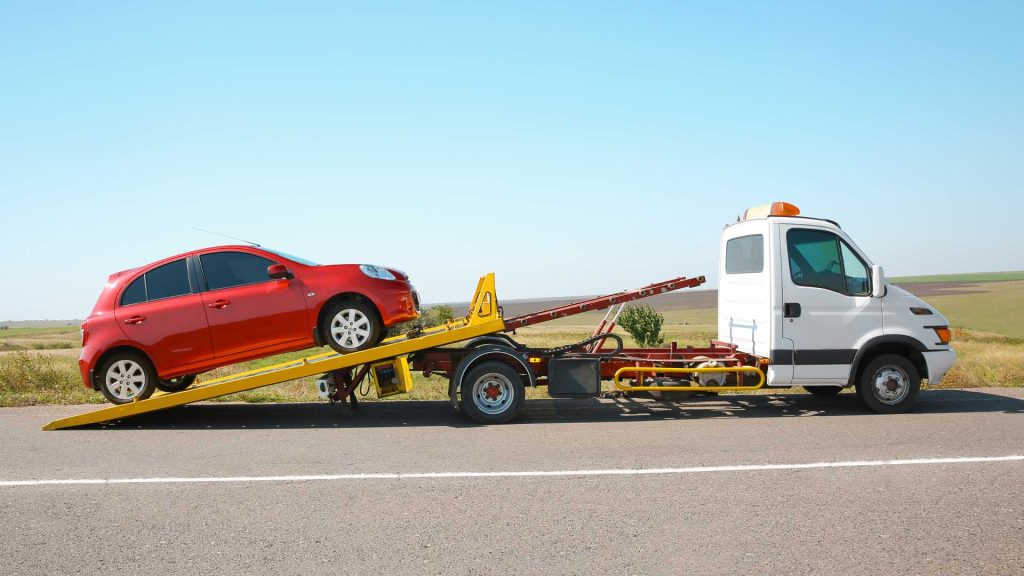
263 248 319 266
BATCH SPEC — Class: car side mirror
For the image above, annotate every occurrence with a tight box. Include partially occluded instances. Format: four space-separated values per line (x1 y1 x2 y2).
871 265 886 298
268 264 293 280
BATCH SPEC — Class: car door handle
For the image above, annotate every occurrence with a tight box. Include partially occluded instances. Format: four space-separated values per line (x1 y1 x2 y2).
208 299 231 309
123 315 146 325
784 303 802 318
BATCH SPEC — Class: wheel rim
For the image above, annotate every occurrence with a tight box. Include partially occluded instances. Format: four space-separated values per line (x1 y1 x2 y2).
330 308 371 349
472 372 516 416
871 365 910 405
105 360 146 401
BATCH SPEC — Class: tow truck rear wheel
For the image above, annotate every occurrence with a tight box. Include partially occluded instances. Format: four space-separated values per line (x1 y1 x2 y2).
460 361 525 424
156 374 196 393
98 352 157 405
856 354 920 414
323 301 382 354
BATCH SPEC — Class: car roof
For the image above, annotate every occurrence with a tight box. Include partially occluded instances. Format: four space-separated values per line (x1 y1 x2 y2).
110 245 267 278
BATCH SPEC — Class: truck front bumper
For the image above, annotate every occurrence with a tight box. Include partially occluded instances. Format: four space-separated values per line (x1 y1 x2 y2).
922 348 957 384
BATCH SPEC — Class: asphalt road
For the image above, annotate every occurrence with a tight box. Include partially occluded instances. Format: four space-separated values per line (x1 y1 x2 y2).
2 388 1023 575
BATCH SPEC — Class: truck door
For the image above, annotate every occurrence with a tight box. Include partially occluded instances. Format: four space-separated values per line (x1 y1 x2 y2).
779 225 881 384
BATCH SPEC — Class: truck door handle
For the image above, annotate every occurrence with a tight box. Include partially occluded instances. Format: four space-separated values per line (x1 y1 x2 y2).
208 299 231 309
123 315 146 325
784 303 802 318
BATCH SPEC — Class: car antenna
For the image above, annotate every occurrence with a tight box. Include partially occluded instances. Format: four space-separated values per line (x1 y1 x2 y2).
192 227 262 247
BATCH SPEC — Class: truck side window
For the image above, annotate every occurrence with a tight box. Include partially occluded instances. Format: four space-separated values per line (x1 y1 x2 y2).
787 229 846 293
787 229 871 296
725 235 764 274
840 241 870 296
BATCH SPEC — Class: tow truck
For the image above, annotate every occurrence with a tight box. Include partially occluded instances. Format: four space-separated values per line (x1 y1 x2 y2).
44 202 957 430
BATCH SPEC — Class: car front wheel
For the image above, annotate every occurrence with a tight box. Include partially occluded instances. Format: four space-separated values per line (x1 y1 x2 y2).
322 301 382 354
98 352 157 405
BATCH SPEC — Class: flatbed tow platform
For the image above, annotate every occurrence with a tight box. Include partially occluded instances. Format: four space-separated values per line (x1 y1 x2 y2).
44 272 751 430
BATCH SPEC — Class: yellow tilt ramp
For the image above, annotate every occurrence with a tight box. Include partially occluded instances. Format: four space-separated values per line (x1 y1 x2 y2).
44 274 506 430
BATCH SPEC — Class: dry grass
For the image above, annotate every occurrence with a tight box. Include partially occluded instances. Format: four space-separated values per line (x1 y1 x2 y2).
929 329 1024 388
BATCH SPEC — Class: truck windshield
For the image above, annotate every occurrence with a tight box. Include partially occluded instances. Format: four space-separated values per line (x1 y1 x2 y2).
264 248 319 266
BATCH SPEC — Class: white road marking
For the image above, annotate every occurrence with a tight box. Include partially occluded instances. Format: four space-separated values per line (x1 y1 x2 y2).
2 455 1022 488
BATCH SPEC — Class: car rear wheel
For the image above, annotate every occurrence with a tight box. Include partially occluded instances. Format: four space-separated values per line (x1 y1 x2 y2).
156 374 196 393
322 301 382 354
98 352 157 405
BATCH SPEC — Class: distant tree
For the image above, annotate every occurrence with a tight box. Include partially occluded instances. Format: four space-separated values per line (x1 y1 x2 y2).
618 304 665 348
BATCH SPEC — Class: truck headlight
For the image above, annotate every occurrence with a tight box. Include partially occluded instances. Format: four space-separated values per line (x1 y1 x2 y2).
359 265 397 281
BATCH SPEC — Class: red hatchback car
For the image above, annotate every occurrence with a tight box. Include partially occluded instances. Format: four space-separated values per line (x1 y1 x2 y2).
80 245 419 404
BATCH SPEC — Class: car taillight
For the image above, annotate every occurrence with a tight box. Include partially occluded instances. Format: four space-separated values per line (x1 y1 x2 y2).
81 322 88 346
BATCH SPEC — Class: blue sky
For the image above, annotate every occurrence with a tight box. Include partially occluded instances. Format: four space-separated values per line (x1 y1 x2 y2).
1 1 1022 320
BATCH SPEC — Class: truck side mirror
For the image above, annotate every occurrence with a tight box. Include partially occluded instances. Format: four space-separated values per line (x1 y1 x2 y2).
871 265 886 298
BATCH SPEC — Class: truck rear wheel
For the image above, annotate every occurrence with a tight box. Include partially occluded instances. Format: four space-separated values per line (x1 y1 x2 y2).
856 354 920 414
460 361 525 424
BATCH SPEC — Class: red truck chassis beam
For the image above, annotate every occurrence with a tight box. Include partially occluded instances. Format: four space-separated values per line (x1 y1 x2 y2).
502 275 706 331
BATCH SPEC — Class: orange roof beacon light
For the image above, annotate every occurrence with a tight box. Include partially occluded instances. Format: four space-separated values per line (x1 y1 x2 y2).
742 201 801 220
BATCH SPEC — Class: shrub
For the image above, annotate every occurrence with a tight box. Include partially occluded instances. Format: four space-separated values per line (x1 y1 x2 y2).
618 304 665 348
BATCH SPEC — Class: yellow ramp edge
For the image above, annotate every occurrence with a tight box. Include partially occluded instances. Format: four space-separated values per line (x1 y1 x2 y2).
44 273 504 430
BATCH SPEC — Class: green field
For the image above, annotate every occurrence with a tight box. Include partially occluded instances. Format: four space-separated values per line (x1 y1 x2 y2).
2 274 1022 406
889 270 1024 284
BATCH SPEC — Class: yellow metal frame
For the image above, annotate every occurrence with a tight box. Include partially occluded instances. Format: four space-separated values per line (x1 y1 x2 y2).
612 365 766 392
44 273 506 430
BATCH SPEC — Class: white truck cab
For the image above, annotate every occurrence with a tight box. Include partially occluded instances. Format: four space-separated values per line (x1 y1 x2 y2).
718 202 957 413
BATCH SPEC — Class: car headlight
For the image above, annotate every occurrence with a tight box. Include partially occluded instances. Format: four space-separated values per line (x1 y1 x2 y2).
359 264 397 281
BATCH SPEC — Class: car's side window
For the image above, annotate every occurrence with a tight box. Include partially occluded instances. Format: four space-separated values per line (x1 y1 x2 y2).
119 259 191 306
121 276 147 306
146 259 191 301
200 251 276 290
840 241 870 296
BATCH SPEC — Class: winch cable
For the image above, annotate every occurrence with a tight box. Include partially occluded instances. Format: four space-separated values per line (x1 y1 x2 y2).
519 332 624 358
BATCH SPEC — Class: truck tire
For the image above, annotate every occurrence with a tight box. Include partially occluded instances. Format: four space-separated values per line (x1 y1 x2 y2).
98 351 157 405
322 300 382 354
156 374 196 393
856 354 920 414
460 361 525 424
803 386 842 397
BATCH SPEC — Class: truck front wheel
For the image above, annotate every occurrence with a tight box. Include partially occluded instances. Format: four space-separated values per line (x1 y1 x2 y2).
856 354 921 414
460 361 525 424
